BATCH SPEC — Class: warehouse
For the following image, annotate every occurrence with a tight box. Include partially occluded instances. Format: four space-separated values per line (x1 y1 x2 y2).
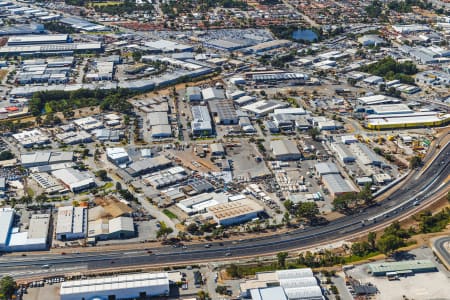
201 87 226 101
315 162 340 176
0 42 103 56
177 193 227 215
357 95 402 106
21 151 74 168
365 112 450 130
331 143 355 164
152 124 172 138
56 206 87 241
207 198 264 226
243 268 322 300
242 39 291 54
191 105 213 136
350 143 383 166
88 216 135 241
368 260 437 276
242 100 288 117
13 129 50 148
270 140 302 161
0 209 14 251
73 116 104 131
60 272 170 300
249 72 309 85
106 148 130 166
148 111 169 126
7 34 70 46
144 39 193 52
365 104 412 115
208 99 238 124
52 168 96 192
210 143 225 156
7 214 50 251
125 156 172 177
321 173 358 198
186 86 202 102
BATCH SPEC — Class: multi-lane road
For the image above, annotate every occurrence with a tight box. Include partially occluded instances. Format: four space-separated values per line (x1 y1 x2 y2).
1 142 449 278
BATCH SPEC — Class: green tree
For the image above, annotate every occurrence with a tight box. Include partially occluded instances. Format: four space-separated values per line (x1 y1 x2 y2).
0 276 17 300
284 199 294 212
132 51 142 62
368 231 377 250
277 251 289 269
0 151 14 161
296 202 319 221
226 264 241 278
156 221 174 240
115 181 122 191
186 223 199 234
308 127 320 141
376 234 404 255
95 169 108 181
409 155 422 169
197 290 210 300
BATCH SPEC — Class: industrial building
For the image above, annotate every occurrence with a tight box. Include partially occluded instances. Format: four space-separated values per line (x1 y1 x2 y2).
73 116 104 131
7 214 50 252
152 124 172 138
330 143 355 164
56 206 87 241
365 112 450 130
365 104 412 115
144 39 193 53
7 34 71 46
0 209 50 252
186 86 202 102
0 209 15 251
242 39 291 54
270 140 302 161
88 216 135 241
315 162 340 176
201 87 226 101
106 148 130 166
125 156 172 177
242 100 288 117
321 174 358 198
13 129 50 148
52 168 96 193
191 105 213 136
208 99 238 125
368 260 437 276
241 268 323 300
60 272 170 300
206 198 264 226
357 95 402 106
177 193 228 215
246 72 309 85
20 151 74 168
350 143 383 166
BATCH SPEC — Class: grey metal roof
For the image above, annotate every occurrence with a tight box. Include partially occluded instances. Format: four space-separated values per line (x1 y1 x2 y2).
315 162 340 175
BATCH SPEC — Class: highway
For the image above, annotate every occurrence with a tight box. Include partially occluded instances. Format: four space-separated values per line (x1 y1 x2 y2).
0 142 449 278
434 237 450 270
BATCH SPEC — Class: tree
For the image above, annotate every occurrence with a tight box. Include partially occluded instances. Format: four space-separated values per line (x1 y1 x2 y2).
132 51 142 62
186 223 199 234
284 199 294 212
296 202 319 221
215 286 228 295
95 169 108 181
359 183 373 205
409 155 422 169
277 251 289 268
308 127 320 141
197 290 210 300
115 181 122 191
0 151 14 161
376 234 404 255
0 276 17 300
226 264 241 278
368 231 377 250
156 222 174 240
